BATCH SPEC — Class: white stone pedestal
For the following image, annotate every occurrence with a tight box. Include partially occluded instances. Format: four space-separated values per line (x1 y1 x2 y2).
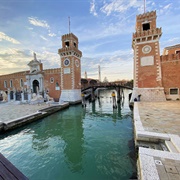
59 89 81 104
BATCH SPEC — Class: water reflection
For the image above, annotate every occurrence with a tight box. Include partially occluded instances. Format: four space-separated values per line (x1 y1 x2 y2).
31 105 85 173
0 89 135 180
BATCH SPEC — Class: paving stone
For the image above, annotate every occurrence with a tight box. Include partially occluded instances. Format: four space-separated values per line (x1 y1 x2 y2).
165 165 178 174
156 164 169 180
176 166 180 174
167 173 180 180
138 102 180 136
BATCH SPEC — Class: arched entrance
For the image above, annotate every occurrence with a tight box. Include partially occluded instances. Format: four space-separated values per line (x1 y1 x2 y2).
33 80 39 93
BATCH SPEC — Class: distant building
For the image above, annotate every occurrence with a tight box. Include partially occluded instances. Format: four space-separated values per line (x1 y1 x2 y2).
0 33 82 103
0 53 61 101
0 32 100 102
131 10 180 101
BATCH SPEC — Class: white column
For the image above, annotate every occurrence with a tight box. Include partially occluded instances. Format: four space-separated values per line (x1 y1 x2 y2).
8 89 10 102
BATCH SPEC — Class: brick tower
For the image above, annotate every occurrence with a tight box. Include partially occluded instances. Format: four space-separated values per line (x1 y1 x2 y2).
131 11 166 102
58 33 82 103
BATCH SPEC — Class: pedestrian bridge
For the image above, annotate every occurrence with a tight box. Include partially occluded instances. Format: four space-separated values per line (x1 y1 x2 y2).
81 82 132 105
81 82 132 92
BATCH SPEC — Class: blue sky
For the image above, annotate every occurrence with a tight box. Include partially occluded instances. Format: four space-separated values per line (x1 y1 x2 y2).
0 0 180 81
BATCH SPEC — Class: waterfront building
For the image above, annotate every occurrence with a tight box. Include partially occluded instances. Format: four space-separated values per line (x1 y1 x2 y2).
58 33 82 103
131 10 180 101
0 33 82 103
0 53 61 101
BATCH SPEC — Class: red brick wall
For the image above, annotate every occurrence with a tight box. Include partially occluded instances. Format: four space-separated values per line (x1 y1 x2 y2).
44 69 61 101
163 46 180 55
161 54 180 96
0 69 61 101
0 71 28 92
137 42 162 88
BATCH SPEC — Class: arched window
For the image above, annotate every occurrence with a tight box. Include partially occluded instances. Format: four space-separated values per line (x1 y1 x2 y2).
10 80 13 88
20 79 24 87
55 82 60 90
4 81 7 88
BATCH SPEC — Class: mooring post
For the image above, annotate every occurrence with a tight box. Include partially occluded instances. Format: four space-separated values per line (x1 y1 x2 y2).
122 88 125 99
81 92 86 107
111 91 117 109
97 89 100 99
117 87 120 103
91 88 95 102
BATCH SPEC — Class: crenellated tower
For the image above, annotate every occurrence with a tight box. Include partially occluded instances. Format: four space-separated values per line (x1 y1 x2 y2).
58 33 82 103
131 11 166 102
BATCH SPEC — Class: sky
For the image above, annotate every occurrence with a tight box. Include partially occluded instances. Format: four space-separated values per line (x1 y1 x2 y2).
0 0 180 81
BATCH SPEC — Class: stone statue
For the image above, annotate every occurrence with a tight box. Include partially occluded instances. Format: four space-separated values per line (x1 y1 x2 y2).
33 52 37 61
2 91 7 102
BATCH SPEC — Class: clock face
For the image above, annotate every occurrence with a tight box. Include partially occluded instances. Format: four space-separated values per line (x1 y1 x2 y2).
64 58 70 66
142 45 152 54
75 59 79 67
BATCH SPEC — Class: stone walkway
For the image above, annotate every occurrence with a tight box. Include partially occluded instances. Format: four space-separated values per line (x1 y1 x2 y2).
134 101 180 180
0 102 50 123
138 101 180 136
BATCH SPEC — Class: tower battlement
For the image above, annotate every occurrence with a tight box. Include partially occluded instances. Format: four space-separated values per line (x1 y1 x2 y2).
58 47 82 58
160 53 180 62
132 10 162 48
136 11 156 22
133 27 162 39
62 33 78 42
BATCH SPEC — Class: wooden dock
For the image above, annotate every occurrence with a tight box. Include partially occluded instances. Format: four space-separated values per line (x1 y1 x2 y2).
0 153 28 180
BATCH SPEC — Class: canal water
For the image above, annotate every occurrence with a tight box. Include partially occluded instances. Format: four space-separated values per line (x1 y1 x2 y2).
0 89 136 180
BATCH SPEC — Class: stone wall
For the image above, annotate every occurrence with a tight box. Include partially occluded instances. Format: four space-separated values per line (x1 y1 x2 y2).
160 54 180 100
131 88 166 102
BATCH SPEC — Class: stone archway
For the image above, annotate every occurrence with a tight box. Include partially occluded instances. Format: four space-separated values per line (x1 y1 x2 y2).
33 80 39 93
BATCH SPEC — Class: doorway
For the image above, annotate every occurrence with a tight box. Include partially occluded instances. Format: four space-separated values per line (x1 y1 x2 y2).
33 80 39 93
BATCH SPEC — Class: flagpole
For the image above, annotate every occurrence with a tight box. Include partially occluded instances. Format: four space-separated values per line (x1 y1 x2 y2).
68 16 71 34
144 0 146 13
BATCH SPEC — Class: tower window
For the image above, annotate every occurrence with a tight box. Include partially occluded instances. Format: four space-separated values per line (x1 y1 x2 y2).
142 23 150 31
74 42 76 48
50 77 54 83
65 41 69 47
55 82 60 90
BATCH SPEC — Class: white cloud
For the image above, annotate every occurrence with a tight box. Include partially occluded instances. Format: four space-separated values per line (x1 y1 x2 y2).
101 0 142 16
0 32 20 44
90 0 98 16
163 3 172 10
27 27 33 30
48 33 56 37
28 17 49 28
40 35 48 41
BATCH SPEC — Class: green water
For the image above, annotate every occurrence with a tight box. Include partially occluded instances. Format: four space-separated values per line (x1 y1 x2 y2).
0 90 136 180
